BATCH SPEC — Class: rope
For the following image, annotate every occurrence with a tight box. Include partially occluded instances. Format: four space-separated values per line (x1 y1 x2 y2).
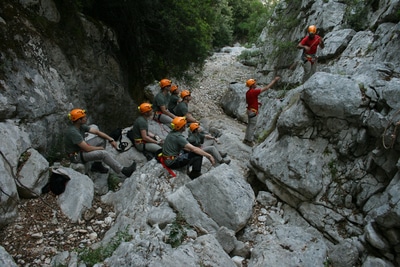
0 150 58 211
382 109 400 149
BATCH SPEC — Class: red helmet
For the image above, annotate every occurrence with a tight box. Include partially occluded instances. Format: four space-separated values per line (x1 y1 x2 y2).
171 117 187 131
68 109 86 121
159 79 172 88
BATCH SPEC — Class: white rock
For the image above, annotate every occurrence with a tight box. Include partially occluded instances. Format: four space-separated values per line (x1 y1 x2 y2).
89 232 98 240
104 216 113 225
31 232 43 238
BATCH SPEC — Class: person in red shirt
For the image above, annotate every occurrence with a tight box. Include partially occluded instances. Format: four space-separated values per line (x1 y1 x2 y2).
243 76 280 147
297 25 324 83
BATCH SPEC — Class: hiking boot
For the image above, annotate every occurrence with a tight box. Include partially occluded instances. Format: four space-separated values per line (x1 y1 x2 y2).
243 139 254 147
219 152 228 158
220 158 231 165
188 171 202 179
91 162 109 173
121 161 137 177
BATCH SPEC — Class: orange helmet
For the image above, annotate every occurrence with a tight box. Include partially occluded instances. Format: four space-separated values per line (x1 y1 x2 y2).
68 108 86 121
308 25 317 34
159 79 172 88
246 79 256 87
181 90 191 98
171 117 187 131
189 123 200 132
138 103 152 113
170 84 178 93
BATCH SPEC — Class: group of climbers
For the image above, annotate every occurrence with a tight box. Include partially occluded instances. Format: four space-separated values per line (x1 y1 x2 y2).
63 25 322 178
243 24 323 146
134 78 229 178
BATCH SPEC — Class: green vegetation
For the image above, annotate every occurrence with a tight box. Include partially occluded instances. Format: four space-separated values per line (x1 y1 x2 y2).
237 49 262 62
328 160 338 180
165 213 189 248
45 134 65 165
108 173 121 191
77 228 132 266
17 150 31 172
343 0 375 31
73 0 273 94
324 257 333 267
264 1 301 63
230 0 272 44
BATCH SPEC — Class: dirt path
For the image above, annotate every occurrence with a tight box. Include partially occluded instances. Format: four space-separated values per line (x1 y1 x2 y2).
181 45 256 120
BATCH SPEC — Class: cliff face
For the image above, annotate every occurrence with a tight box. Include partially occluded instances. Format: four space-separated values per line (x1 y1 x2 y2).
0 1 136 156
237 0 400 265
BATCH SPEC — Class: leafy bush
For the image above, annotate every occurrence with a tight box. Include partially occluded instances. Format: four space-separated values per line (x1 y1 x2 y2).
77 228 132 266
343 0 371 31
230 0 273 43
108 173 121 191
165 214 189 248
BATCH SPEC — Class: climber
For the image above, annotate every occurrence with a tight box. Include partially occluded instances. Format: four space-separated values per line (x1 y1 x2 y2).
173 90 199 123
297 25 325 83
153 78 176 125
187 123 230 165
64 108 136 177
243 76 280 147
130 103 163 160
161 117 215 179
168 84 180 115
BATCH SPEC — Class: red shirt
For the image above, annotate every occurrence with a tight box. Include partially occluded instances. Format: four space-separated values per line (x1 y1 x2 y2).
300 35 322 55
246 88 261 111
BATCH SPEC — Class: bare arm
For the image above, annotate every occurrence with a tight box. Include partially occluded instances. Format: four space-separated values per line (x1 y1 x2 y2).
261 76 281 93
77 140 104 152
140 129 160 144
89 128 117 149
184 143 215 165
185 113 199 123
297 42 309 51
160 105 176 119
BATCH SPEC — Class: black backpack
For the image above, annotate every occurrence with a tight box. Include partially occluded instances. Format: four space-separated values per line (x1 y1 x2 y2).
42 172 70 195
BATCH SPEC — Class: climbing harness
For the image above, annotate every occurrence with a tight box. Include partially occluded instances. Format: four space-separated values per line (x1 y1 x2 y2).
157 153 176 177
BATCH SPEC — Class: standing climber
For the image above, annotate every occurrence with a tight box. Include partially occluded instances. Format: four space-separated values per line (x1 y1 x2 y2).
168 84 180 115
161 117 215 179
297 25 325 83
153 78 176 125
187 123 230 165
243 76 280 147
173 90 199 124
131 103 163 160
64 108 136 177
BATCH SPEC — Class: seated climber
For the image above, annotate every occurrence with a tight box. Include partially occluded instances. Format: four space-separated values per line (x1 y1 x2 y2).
161 117 215 179
168 84 180 115
173 90 199 124
64 108 136 177
153 78 176 125
130 103 163 160
187 123 230 165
